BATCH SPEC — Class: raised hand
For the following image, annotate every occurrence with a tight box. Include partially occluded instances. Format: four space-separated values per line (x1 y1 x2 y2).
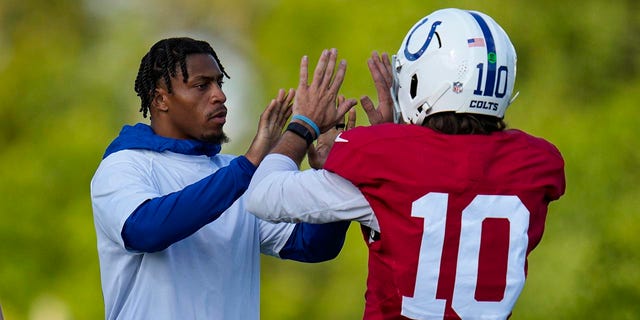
359 51 394 125
244 88 294 166
292 48 357 134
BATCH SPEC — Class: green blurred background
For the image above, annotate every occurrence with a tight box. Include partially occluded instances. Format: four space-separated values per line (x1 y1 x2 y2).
1 0 638 319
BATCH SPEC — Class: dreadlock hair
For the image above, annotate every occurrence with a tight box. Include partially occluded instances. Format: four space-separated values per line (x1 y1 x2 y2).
422 112 507 135
134 37 230 118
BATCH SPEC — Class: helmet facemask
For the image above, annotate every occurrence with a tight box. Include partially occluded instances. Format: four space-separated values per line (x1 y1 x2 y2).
390 54 403 124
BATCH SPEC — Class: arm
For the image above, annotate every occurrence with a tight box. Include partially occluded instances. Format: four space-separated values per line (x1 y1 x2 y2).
247 51 376 262
123 90 293 252
246 154 378 229
247 49 377 228
122 156 256 252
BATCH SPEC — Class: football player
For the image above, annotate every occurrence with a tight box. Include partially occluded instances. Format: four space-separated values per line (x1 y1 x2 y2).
90 37 352 320
247 8 566 319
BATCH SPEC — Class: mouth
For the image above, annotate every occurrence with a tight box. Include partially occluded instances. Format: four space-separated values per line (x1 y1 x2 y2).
208 108 227 124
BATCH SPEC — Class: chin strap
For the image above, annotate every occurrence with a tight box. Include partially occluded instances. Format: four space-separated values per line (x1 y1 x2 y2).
411 83 451 124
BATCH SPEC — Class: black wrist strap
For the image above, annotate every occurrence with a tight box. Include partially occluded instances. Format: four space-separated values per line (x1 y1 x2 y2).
286 122 315 147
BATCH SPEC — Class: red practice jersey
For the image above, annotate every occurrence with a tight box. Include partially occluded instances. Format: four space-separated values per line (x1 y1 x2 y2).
324 123 565 320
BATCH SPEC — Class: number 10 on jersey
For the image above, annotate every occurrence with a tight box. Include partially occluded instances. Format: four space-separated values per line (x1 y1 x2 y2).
401 193 530 319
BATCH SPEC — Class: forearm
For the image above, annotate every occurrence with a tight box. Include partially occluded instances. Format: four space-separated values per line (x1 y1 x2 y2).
270 129 311 167
247 154 378 229
122 156 256 252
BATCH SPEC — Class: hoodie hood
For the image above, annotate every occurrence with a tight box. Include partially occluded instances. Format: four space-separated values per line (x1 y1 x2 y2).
103 123 222 159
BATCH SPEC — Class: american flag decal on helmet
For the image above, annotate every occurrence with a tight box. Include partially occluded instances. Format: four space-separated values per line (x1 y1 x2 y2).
467 38 486 47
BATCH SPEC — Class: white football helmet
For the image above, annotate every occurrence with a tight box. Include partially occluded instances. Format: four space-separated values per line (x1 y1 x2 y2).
391 8 518 124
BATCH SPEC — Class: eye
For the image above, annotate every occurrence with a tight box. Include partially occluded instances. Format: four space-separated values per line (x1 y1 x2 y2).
195 82 211 90
217 79 225 88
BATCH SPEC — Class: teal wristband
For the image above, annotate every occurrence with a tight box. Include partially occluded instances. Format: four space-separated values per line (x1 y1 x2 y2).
292 115 320 138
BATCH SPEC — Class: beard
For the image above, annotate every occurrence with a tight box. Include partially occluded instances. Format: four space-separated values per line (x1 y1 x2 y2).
202 131 230 145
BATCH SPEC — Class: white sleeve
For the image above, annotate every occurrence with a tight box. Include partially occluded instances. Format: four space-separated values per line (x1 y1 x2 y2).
246 154 379 231
91 154 159 249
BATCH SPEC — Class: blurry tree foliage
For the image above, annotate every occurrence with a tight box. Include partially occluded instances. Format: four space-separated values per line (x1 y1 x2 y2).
0 0 637 319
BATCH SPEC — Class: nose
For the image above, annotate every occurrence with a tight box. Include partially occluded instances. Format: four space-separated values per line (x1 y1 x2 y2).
210 83 227 104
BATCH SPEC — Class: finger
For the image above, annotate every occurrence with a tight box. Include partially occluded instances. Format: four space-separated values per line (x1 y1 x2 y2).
375 53 395 122
381 52 393 85
275 107 292 130
284 106 293 123
298 55 309 89
371 51 392 87
346 108 357 130
329 59 348 94
369 53 391 91
279 88 295 127
359 96 380 124
311 49 329 89
321 48 338 90
335 96 346 130
336 94 346 108
261 98 278 128
336 98 358 123
274 90 291 128
284 88 296 107
271 89 287 123
276 88 286 103
265 97 278 113
370 51 393 89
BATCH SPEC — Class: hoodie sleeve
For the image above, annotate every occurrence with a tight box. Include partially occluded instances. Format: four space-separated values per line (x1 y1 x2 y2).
278 221 351 262
121 156 256 252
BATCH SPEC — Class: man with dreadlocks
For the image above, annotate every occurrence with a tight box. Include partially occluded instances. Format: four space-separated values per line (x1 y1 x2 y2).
90 37 353 319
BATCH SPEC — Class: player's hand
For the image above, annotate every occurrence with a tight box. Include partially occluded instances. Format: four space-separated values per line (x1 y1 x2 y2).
292 48 357 135
360 51 394 125
245 88 294 166
308 97 356 169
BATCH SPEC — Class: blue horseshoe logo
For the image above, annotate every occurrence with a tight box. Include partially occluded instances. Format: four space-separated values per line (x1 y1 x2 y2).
403 18 442 61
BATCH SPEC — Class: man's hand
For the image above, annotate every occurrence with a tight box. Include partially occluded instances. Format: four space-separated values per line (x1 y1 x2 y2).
245 88 294 166
292 48 357 134
308 97 356 169
360 51 394 125
267 49 357 167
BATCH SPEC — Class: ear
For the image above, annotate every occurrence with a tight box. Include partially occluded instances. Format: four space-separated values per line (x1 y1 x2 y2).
152 88 169 112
